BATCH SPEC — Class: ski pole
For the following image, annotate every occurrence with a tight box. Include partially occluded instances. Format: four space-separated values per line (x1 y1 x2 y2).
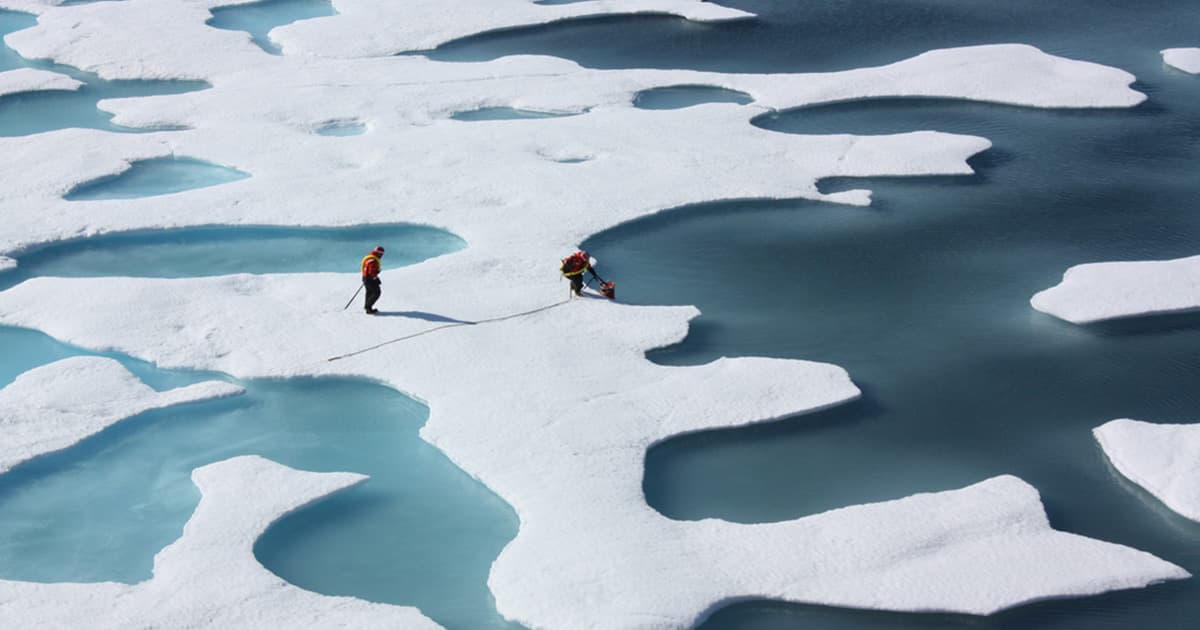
342 283 364 310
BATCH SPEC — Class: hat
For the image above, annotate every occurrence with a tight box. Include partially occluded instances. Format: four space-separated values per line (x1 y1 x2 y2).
373 246 385 255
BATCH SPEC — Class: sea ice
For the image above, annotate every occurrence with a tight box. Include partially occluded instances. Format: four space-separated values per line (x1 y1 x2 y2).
1095 419 1200 522
1031 254 1200 323
0 1 1186 627
0 273 1188 628
494 475 1188 627
0 355 242 474
2 0 749 79
0 455 442 629
0 67 81 98
1162 47 1200 74
0 44 1142 258
2 0 266 80
0 256 13 272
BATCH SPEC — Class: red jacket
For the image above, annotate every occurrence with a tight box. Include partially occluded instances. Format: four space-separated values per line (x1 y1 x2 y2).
361 254 381 279
560 251 590 277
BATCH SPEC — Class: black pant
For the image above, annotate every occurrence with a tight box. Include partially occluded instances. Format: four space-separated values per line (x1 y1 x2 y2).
569 273 585 295
363 276 381 311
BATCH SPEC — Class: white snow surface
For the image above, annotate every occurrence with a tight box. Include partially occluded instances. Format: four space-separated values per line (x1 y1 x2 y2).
1162 48 1200 74
2 0 749 78
0 356 242 474
0 455 443 629
1095 419 1200 523
0 1 1186 628
1031 254 1200 323
0 256 13 272
0 67 81 98
0 43 1143 257
0 274 1188 626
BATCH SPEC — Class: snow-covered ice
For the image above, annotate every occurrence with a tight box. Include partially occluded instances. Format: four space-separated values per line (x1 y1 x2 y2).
1031 255 1200 324
0 0 1188 627
1163 47 1200 74
0 455 442 629
0 67 81 98
1095 419 1200 523
0 356 242 474
0 256 14 272
0 272 1188 627
2 0 749 79
0 43 1142 257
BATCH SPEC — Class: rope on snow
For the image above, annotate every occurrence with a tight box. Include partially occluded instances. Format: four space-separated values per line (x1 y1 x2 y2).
326 297 573 362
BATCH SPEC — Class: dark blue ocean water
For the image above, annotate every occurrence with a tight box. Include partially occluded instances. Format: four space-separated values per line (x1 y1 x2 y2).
523 2 1200 628
3 2 1200 629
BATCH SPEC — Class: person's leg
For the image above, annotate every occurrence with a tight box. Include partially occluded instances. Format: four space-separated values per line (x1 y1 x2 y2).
570 274 583 296
364 278 382 312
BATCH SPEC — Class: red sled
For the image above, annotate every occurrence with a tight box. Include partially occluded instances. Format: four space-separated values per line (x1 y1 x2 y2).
599 281 616 300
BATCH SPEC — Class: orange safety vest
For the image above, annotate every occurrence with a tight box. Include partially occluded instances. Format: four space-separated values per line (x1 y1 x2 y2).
361 254 381 278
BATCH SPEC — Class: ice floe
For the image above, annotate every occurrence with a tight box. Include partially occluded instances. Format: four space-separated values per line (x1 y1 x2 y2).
1031 254 1200 323
2 0 270 80
496 475 1187 627
0 455 442 629
0 0 1185 627
0 67 81 98
1162 47 1200 74
0 44 1141 258
0 256 13 272
2 0 748 79
0 272 1189 627
0 356 242 474
1095 419 1200 523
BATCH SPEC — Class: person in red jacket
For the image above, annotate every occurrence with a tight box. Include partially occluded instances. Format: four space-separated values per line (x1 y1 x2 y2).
560 250 613 298
361 246 384 314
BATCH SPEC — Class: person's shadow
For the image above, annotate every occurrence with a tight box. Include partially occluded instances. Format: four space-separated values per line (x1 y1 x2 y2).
375 311 475 324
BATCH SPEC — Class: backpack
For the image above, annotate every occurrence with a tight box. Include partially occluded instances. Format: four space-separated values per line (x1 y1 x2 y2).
560 252 586 274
